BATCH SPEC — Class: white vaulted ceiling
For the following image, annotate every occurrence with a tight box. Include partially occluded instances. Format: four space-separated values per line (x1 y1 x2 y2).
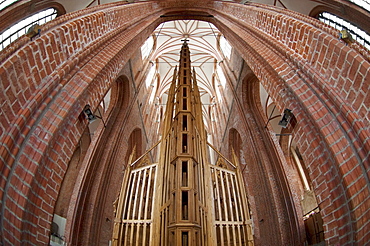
150 20 225 121
153 20 222 98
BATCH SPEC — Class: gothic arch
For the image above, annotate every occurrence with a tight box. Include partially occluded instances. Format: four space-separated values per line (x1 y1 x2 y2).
65 74 133 245
126 128 143 165
0 2 368 245
213 5 368 245
228 128 241 160
239 70 304 245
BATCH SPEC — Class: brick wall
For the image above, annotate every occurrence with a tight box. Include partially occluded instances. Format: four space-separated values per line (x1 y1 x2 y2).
0 2 164 244
208 2 369 245
0 1 368 245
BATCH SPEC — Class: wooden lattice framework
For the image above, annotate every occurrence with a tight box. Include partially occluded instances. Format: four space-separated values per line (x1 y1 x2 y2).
112 41 254 246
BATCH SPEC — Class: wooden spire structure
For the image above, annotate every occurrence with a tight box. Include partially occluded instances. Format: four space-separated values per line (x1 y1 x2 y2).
112 40 254 246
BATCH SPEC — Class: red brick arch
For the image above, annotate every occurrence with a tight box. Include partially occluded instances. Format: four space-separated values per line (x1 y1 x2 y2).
65 74 133 245
212 3 369 245
0 1 368 245
0 2 164 244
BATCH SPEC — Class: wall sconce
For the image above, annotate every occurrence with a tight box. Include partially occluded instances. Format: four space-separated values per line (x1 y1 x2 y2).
26 24 41 40
339 29 354 45
278 109 292 128
83 105 97 122
83 105 107 127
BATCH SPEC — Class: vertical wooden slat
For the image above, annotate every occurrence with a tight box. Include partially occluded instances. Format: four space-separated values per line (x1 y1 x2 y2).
131 224 137 246
239 225 244 246
233 174 244 221
220 171 230 243
160 212 165 246
142 166 153 246
224 172 232 221
226 173 239 245
162 154 169 204
229 172 242 245
142 222 147 246
215 169 223 223
128 220 135 244
126 172 137 220
123 172 137 246
132 170 142 220
234 225 240 246
225 173 233 218
233 175 244 246
225 172 237 246
199 163 203 204
214 169 224 246
129 171 141 244
165 208 168 246
119 223 125 246
135 223 141 246
135 169 146 246
123 223 130 246
138 169 148 220
230 174 240 220
122 173 134 220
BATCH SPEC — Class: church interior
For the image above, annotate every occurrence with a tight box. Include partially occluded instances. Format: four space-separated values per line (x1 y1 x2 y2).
0 0 369 245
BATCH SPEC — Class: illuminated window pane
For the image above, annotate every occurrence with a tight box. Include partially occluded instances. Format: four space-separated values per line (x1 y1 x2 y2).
0 0 18 11
215 82 223 103
0 8 57 51
216 64 226 87
39 18 46 25
220 36 232 59
18 29 25 36
3 38 10 47
318 12 370 49
145 65 156 88
141 36 154 59
46 8 54 16
347 0 370 11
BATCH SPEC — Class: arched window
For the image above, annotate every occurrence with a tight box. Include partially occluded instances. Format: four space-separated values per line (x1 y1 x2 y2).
0 0 18 11
219 35 231 59
229 128 241 160
145 64 156 88
0 8 58 50
126 128 142 164
347 0 370 11
141 35 154 59
318 11 370 49
216 64 227 87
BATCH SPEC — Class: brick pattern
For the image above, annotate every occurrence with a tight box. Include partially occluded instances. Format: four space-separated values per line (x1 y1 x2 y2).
0 1 369 245
207 2 369 245
232 75 305 245
0 2 163 245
